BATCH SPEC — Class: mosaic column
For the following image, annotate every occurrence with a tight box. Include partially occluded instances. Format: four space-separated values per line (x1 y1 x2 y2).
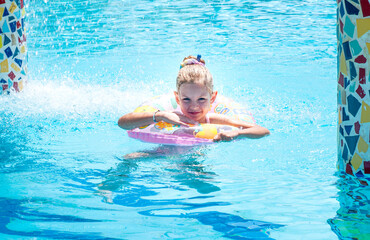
0 0 27 94
337 0 370 183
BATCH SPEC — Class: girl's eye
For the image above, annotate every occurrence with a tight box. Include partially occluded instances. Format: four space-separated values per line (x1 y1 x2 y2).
198 98 206 102
182 98 190 102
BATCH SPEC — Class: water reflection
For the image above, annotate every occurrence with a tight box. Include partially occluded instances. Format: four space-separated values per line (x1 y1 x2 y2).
96 146 283 239
98 146 219 202
328 173 370 240
0 197 120 240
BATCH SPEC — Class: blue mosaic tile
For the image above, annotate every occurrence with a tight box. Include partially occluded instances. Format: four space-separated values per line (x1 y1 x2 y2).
3 35 11 46
344 77 350 89
7 79 12 88
342 107 350 121
3 7 9 17
14 58 22 67
340 125 345 136
8 16 15 21
344 16 355 38
349 81 356 92
12 47 19 58
347 94 361 117
350 40 362 56
9 21 16 32
17 29 22 37
349 61 357 80
345 135 360 155
14 0 21 8
345 125 353 135
1 20 10 33
342 143 349 160
4 47 12 58
340 2 345 17
345 0 360 15
356 170 365 178
14 9 20 19
343 41 352 60
338 91 342 104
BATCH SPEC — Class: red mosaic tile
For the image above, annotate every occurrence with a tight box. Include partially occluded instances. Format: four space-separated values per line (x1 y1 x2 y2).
13 82 19 92
16 21 21 29
346 163 354 175
8 72 15 80
359 180 369 186
339 73 344 87
361 0 370 17
0 0 5 4
356 85 366 98
359 68 366 84
364 161 370 174
355 55 367 63
355 121 360 134
2 84 8 91
20 0 23 8
339 18 344 33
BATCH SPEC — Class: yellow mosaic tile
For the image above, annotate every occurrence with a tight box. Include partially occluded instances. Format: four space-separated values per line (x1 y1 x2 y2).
9 2 17 14
0 8 4 22
361 101 370 123
20 45 26 54
0 59 9 73
19 80 23 91
351 153 363 171
340 51 347 76
358 136 368 153
11 63 20 72
356 18 370 38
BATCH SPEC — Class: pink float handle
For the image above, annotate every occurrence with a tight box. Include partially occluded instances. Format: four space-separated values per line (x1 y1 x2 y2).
128 129 213 146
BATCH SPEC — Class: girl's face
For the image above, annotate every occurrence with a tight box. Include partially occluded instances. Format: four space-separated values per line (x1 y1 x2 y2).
174 83 217 123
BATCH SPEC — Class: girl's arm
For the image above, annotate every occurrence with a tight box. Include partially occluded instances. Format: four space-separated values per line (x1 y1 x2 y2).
208 113 270 141
118 111 197 130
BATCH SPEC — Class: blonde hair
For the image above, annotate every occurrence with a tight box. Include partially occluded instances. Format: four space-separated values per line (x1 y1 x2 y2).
176 56 213 94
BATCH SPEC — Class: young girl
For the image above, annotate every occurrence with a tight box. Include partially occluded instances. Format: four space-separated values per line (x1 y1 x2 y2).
118 55 270 142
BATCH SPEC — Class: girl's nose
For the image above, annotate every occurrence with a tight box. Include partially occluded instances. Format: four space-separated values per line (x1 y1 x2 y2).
189 103 200 110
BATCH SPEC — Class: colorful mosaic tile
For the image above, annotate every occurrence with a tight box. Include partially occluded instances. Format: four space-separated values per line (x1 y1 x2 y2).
0 0 26 94
338 0 370 183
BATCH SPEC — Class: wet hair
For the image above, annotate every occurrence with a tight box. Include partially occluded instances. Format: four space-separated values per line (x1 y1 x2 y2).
176 55 213 95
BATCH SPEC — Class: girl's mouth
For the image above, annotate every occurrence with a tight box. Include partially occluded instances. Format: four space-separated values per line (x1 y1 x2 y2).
188 111 201 115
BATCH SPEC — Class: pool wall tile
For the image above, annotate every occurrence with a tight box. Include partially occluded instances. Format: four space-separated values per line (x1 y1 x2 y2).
360 0 370 17
344 16 355 38
0 0 26 94
345 0 360 15
350 40 362 56
338 0 370 182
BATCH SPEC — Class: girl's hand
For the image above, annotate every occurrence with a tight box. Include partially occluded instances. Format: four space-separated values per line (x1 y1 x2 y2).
213 130 239 142
157 111 197 126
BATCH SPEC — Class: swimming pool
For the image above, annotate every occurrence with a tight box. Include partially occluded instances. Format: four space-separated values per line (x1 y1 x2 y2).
1 0 367 239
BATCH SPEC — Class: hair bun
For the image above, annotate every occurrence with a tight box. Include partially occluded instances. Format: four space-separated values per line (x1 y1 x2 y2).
180 55 206 69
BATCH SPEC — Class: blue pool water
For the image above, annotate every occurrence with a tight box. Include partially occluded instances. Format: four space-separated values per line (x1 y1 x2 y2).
2 0 368 239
